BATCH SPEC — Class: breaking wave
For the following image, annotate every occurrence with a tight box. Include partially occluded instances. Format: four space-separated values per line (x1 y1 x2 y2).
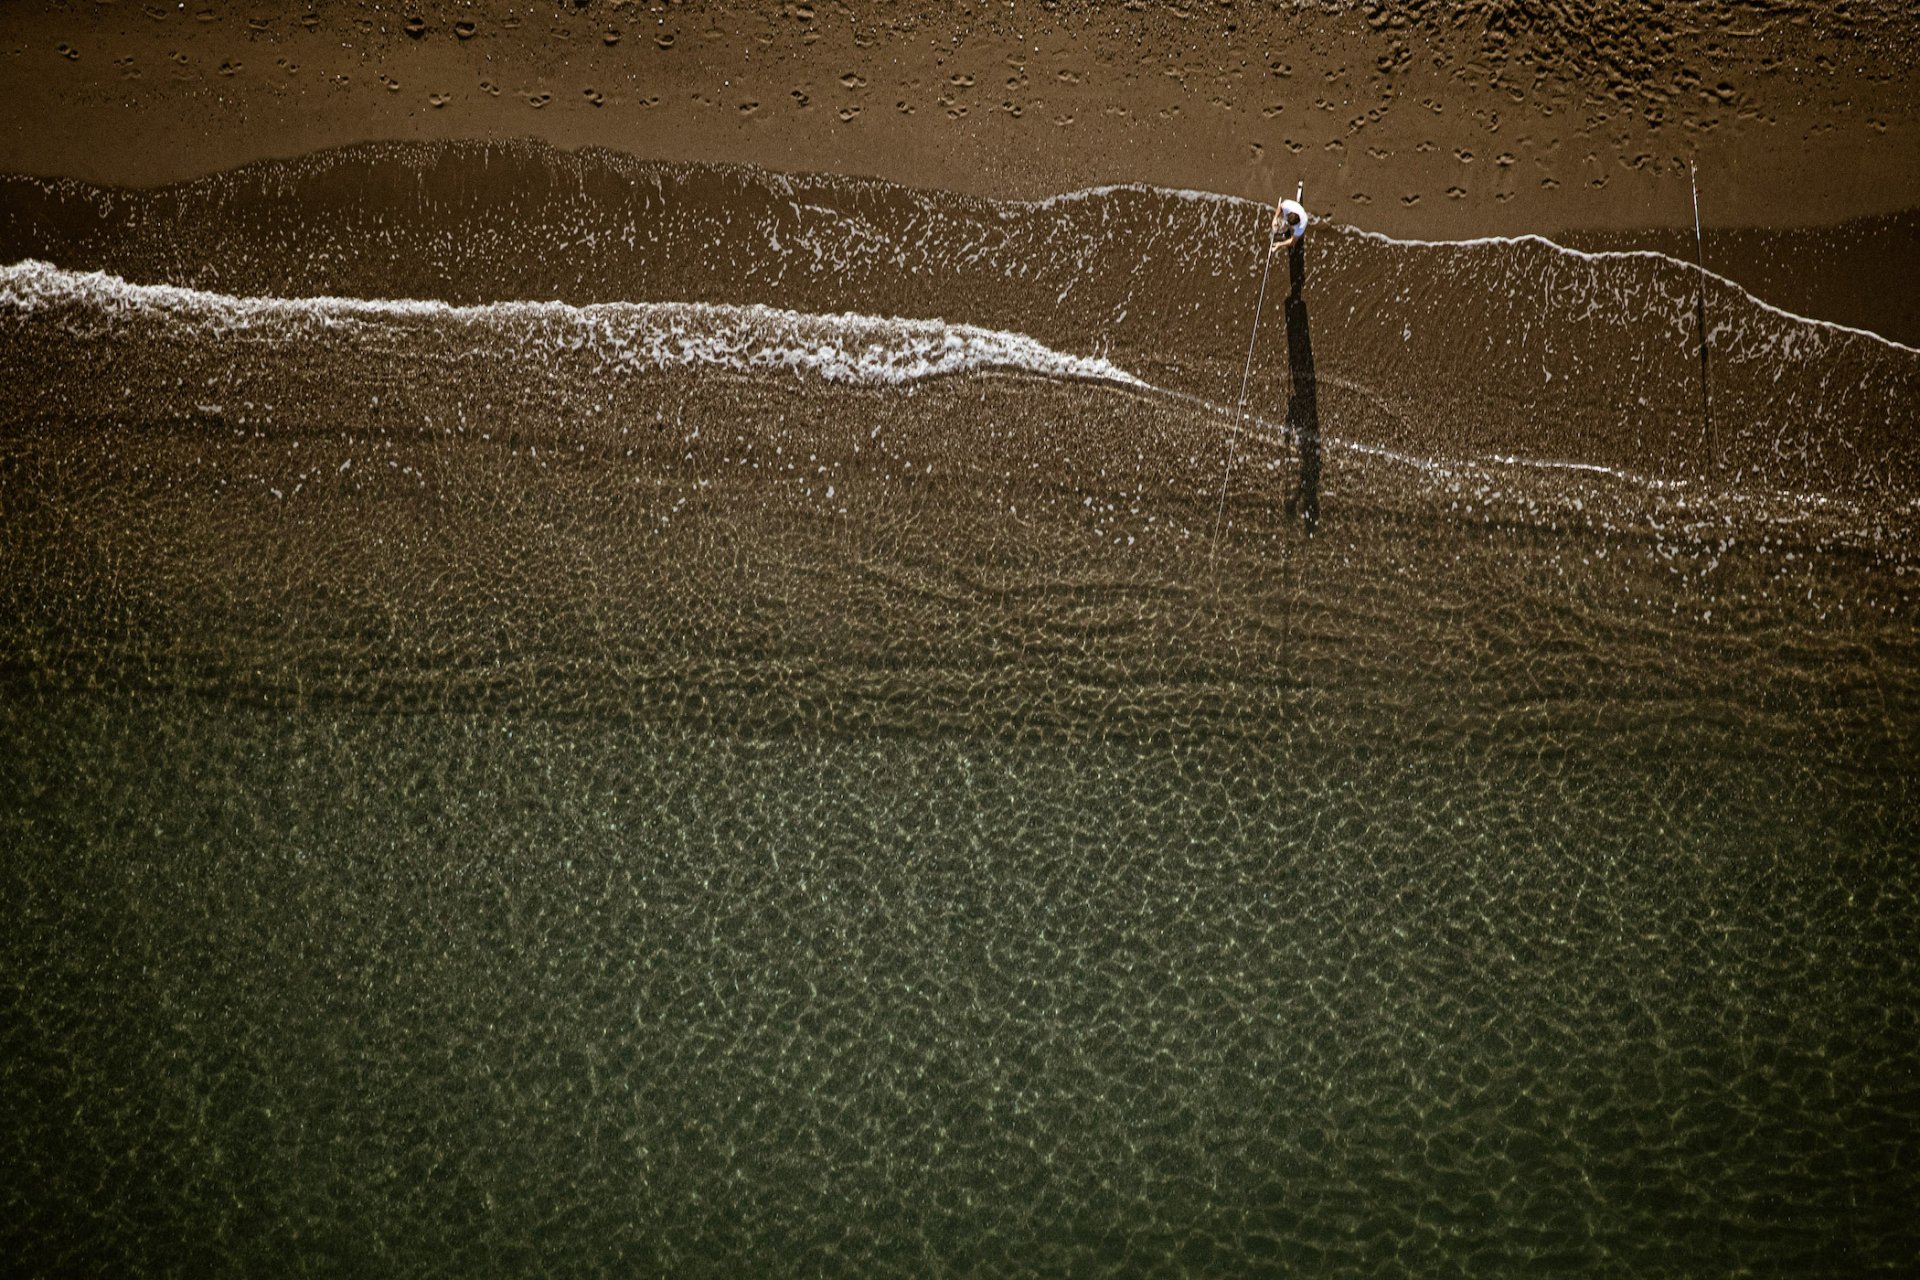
0 258 1145 390
5 142 1914 499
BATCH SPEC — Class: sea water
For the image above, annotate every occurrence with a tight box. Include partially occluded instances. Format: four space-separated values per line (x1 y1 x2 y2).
2 143 1915 1275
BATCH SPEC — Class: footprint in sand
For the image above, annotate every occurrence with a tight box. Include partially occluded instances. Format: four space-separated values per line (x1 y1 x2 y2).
604 30 621 46
584 88 605 107
57 43 80 62
1446 185 1466 199
429 92 450 108
220 60 242 77
655 33 675 49
896 101 912 114
837 105 860 122
454 21 477 39
791 89 810 107
1057 69 1080 84
739 101 760 115
949 73 974 87
1402 194 1421 205
1540 176 1559 188
839 72 866 89
528 91 552 108
404 16 426 39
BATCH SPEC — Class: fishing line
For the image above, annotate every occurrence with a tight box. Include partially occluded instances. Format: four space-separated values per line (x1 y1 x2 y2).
1210 231 1277 558
1689 161 1714 470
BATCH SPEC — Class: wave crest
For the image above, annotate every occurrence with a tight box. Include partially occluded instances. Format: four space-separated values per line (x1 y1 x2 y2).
0 258 1146 390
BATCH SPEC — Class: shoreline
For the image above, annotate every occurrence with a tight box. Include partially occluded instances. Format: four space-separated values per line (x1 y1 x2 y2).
6 136 1916 347
4 1 1916 237
7 149 1913 500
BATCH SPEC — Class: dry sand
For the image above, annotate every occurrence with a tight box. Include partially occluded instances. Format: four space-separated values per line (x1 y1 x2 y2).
2 1 1916 333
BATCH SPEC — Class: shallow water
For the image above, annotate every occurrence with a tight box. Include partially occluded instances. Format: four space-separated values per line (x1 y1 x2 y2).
3 145 1917 1275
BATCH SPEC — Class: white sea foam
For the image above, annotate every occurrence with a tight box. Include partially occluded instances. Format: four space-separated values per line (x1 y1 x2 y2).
1027 182 1255 211
0 259 1148 390
1 251 1900 519
1009 182 1915 356
1337 226 1919 356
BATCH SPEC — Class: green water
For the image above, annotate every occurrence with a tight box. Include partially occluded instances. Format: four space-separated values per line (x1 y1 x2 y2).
6 669 1912 1273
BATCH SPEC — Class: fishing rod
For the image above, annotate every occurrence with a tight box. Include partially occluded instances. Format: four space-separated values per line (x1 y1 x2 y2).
1689 161 1714 471
1212 182 1305 557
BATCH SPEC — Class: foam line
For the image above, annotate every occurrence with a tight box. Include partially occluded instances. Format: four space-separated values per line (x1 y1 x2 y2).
1027 182 1254 210
0 259 1148 390
1339 226 1919 356
1017 182 1916 356
4 258 1883 522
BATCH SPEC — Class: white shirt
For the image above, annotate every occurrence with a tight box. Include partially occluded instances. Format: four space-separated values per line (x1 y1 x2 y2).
1278 199 1309 245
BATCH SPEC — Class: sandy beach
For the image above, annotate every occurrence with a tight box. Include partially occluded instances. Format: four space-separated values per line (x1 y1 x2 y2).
5 1 1914 224
7 2 1916 340
7 0 1912 343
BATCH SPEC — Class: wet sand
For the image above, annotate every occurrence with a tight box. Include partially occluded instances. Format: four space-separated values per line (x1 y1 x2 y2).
7 1 1915 342
7 1 1912 339
6 2 1916 230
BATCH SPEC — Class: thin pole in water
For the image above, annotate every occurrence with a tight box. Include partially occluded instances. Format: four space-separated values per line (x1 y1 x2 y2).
1211 193 1288 558
1689 160 1714 470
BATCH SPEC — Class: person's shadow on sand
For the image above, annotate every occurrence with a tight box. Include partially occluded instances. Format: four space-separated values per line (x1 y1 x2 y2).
1283 241 1320 536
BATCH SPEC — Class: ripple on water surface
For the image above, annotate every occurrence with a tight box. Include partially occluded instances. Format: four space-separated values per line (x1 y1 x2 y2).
2 149 1918 1275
